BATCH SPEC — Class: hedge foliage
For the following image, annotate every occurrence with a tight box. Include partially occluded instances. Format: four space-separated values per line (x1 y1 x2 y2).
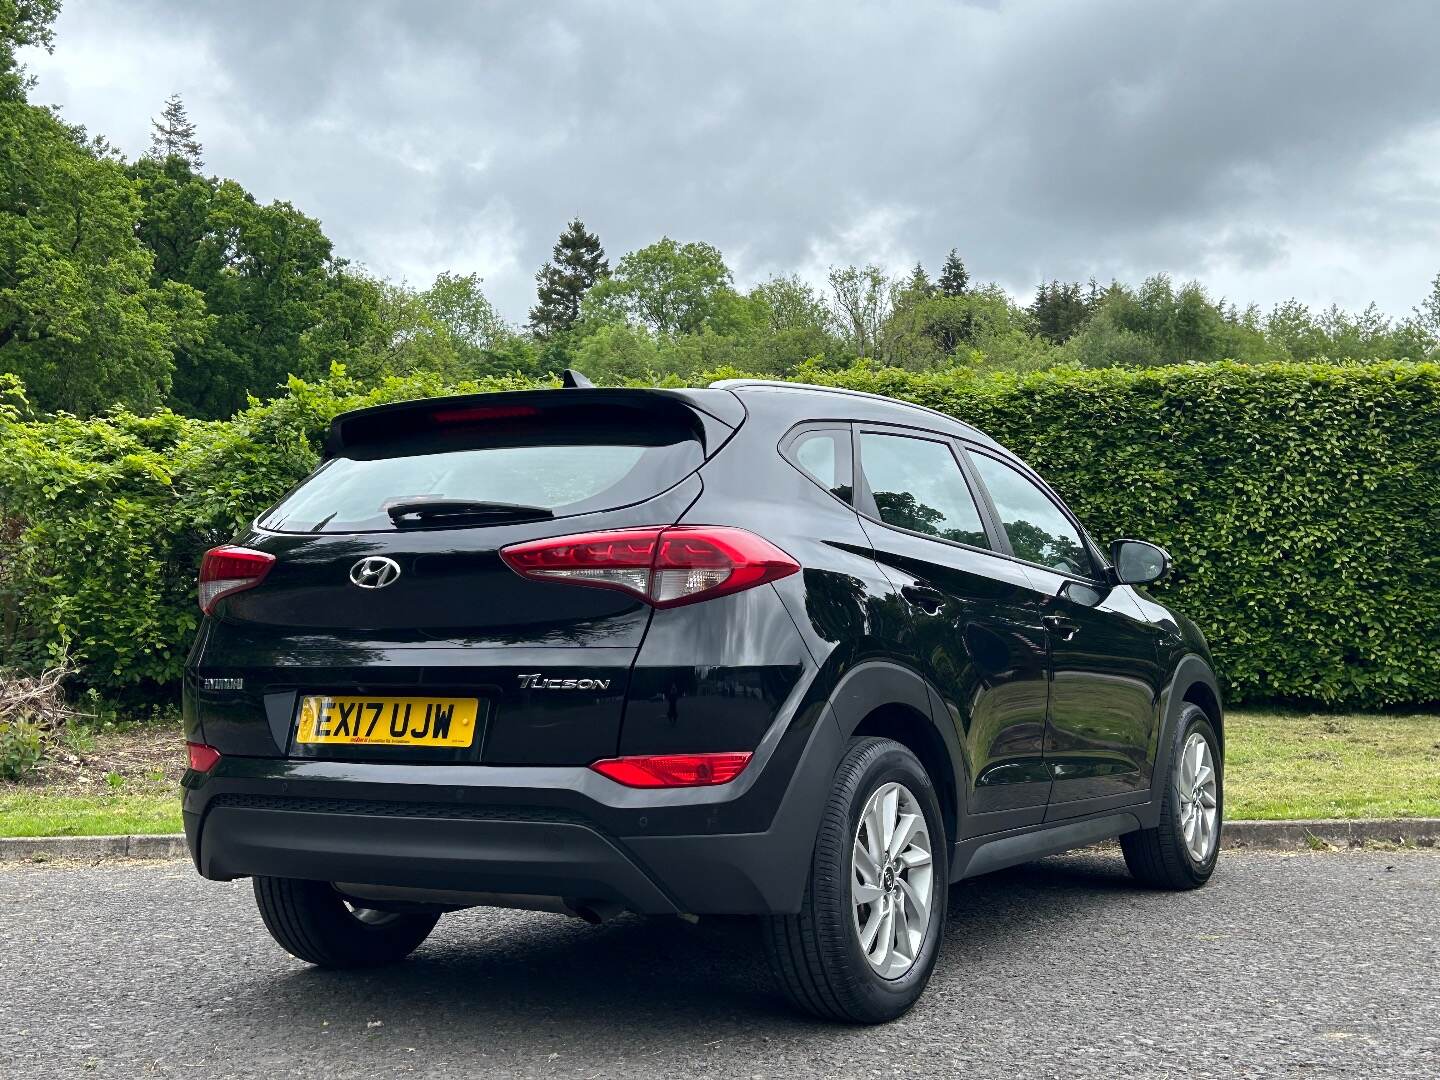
0 368 541 698
2 361 1438 708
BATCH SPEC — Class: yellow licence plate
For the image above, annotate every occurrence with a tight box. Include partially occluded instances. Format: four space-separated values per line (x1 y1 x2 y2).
295 696 480 748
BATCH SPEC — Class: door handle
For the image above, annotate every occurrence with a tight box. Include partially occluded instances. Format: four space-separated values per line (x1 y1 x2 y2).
902 584 946 615
1042 614 1081 641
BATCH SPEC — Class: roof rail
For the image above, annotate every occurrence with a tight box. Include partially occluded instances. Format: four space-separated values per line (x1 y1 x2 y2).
708 378 975 433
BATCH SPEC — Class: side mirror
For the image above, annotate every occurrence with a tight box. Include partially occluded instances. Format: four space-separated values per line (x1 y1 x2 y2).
1110 539 1170 586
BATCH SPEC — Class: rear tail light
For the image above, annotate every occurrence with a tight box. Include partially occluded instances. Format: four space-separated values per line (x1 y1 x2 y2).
185 741 221 773
198 546 275 614
499 526 798 608
590 752 752 788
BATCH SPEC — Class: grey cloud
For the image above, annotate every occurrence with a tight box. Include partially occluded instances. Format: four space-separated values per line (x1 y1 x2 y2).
24 0 1440 320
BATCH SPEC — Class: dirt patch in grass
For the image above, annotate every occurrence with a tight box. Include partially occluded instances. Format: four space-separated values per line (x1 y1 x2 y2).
19 725 186 795
1 724 185 837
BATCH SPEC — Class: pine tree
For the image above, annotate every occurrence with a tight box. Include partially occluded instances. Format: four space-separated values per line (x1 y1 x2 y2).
148 93 203 168
891 261 933 317
938 249 969 297
529 219 608 338
1029 280 1091 344
903 261 932 298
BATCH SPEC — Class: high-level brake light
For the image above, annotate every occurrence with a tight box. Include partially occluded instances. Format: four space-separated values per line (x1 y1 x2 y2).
499 526 799 608
430 404 540 425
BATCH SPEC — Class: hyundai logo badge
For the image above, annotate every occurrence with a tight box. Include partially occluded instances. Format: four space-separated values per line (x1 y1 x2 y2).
350 556 401 589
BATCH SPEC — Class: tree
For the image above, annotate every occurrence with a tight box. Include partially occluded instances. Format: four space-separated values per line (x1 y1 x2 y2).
529 218 607 339
1029 280 1091 344
750 274 835 335
423 272 508 358
0 0 61 102
148 92 203 169
1 99 206 414
827 265 892 360
129 157 372 417
898 262 933 303
583 237 740 337
938 249 969 297
1415 272 1440 337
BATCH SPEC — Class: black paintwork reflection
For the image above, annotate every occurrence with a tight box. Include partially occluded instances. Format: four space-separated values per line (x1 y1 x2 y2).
188 479 707 763
224 476 700 636
857 519 1051 823
621 587 809 755
1026 569 1163 802
801 565 873 645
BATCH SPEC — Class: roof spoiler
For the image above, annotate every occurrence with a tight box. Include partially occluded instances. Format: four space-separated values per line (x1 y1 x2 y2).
321 385 745 460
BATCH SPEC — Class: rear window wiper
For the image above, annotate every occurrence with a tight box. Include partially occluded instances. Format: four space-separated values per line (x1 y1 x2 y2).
384 499 555 524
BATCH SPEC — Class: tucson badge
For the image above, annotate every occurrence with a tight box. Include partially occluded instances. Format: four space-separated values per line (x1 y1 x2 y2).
517 674 612 690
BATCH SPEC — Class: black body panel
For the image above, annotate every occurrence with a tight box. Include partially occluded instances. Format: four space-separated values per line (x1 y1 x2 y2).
184 380 1222 914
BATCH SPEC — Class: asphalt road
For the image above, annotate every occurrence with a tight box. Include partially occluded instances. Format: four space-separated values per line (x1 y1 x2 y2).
1 849 1435 1079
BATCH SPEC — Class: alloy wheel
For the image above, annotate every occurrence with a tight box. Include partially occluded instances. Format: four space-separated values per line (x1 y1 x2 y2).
1176 731 1219 863
851 781 933 979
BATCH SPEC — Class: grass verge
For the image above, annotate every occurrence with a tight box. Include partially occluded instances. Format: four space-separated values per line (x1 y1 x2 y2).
0 791 181 837
1225 709 1440 820
1 709 1437 837
1 723 183 837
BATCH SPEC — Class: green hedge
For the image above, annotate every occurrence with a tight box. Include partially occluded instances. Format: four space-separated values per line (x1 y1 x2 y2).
2 361 1437 708
0 369 539 696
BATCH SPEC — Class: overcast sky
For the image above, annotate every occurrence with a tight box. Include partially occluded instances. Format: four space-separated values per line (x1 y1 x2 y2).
22 0 1440 324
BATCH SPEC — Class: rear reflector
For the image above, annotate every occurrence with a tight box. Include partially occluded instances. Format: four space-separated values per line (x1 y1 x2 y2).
198 546 275 614
590 752 753 788
185 741 221 773
499 526 798 608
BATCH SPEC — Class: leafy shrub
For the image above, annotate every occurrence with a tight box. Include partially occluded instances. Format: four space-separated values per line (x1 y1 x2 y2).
0 655 79 781
0 367 543 692
0 719 43 781
2 361 1438 709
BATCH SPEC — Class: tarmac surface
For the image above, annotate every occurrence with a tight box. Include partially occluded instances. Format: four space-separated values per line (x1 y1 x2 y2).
2 848 1435 1078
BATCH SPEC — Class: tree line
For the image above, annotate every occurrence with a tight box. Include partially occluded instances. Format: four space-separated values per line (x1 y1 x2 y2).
4 2 1439 421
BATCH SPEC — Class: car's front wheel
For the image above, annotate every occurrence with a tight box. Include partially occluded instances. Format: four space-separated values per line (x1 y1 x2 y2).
764 736 948 1023
252 877 440 967
1121 704 1222 889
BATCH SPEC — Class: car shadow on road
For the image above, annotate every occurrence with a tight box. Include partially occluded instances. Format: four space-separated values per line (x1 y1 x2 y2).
223 849 1142 1036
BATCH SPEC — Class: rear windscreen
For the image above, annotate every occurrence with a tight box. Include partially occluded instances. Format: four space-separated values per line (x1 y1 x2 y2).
259 405 703 533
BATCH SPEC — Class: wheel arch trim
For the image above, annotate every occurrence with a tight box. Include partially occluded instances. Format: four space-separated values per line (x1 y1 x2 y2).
824 660 969 846
1146 653 1223 827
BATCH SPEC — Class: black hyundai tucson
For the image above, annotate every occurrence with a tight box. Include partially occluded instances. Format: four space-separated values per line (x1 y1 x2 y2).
182 376 1223 1023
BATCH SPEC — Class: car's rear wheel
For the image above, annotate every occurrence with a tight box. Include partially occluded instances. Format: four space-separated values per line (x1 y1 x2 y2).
1121 704 1222 889
764 736 948 1023
252 876 440 967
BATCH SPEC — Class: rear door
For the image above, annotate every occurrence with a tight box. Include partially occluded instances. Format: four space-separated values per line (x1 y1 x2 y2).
964 448 1162 811
191 390 733 765
851 426 1053 836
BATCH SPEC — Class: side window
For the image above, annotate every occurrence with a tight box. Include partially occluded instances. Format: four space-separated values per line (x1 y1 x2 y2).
969 452 1091 576
857 432 989 548
789 429 853 503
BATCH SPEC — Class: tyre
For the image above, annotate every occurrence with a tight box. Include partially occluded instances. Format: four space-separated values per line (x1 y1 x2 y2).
1122 704 1222 889
764 736 948 1024
252 877 440 968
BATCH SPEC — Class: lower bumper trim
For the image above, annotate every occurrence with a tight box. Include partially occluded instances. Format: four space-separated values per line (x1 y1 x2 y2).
196 806 681 915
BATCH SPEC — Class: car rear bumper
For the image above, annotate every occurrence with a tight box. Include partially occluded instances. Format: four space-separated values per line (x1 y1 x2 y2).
183 707 842 916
